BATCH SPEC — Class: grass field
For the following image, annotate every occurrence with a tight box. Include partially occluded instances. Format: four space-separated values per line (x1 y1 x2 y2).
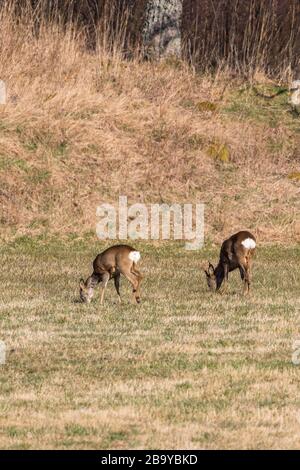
0 1 299 452
0 236 299 449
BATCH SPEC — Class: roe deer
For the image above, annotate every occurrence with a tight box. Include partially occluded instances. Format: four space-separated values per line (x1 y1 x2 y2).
79 245 143 304
204 231 256 294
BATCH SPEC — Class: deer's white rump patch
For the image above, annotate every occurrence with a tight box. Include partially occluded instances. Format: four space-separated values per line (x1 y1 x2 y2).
241 238 256 249
129 251 141 263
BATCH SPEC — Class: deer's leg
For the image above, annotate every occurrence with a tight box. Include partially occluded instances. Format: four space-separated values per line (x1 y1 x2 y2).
131 263 143 280
114 273 121 303
245 257 252 294
122 270 141 304
222 263 229 292
131 264 143 297
216 264 226 293
100 272 110 305
131 265 142 278
239 261 250 295
244 269 250 295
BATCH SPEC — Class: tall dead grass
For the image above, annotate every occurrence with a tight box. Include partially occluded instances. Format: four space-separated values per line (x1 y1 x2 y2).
183 0 300 80
0 1 299 243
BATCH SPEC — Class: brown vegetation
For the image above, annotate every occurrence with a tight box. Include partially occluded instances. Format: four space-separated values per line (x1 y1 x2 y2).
0 2 299 243
183 0 300 77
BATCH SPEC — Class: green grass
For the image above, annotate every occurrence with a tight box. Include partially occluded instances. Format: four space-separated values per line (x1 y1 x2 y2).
0 237 299 449
0 156 29 172
223 84 300 132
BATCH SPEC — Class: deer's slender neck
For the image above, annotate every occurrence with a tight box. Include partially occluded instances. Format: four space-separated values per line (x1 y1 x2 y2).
215 262 224 277
214 262 225 289
86 273 100 289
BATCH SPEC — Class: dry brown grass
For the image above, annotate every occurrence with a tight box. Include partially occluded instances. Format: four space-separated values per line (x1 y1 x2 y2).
0 238 299 449
0 3 299 451
0 2 299 244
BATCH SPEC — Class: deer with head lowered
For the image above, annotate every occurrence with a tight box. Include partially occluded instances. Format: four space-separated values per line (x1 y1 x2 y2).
204 231 256 294
79 245 143 304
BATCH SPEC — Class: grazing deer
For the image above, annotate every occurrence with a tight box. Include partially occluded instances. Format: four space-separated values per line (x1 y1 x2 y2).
204 231 256 294
79 245 143 304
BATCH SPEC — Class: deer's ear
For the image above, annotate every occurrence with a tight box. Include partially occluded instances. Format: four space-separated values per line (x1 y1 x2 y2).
208 262 215 274
201 262 210 276
79 279 85 289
